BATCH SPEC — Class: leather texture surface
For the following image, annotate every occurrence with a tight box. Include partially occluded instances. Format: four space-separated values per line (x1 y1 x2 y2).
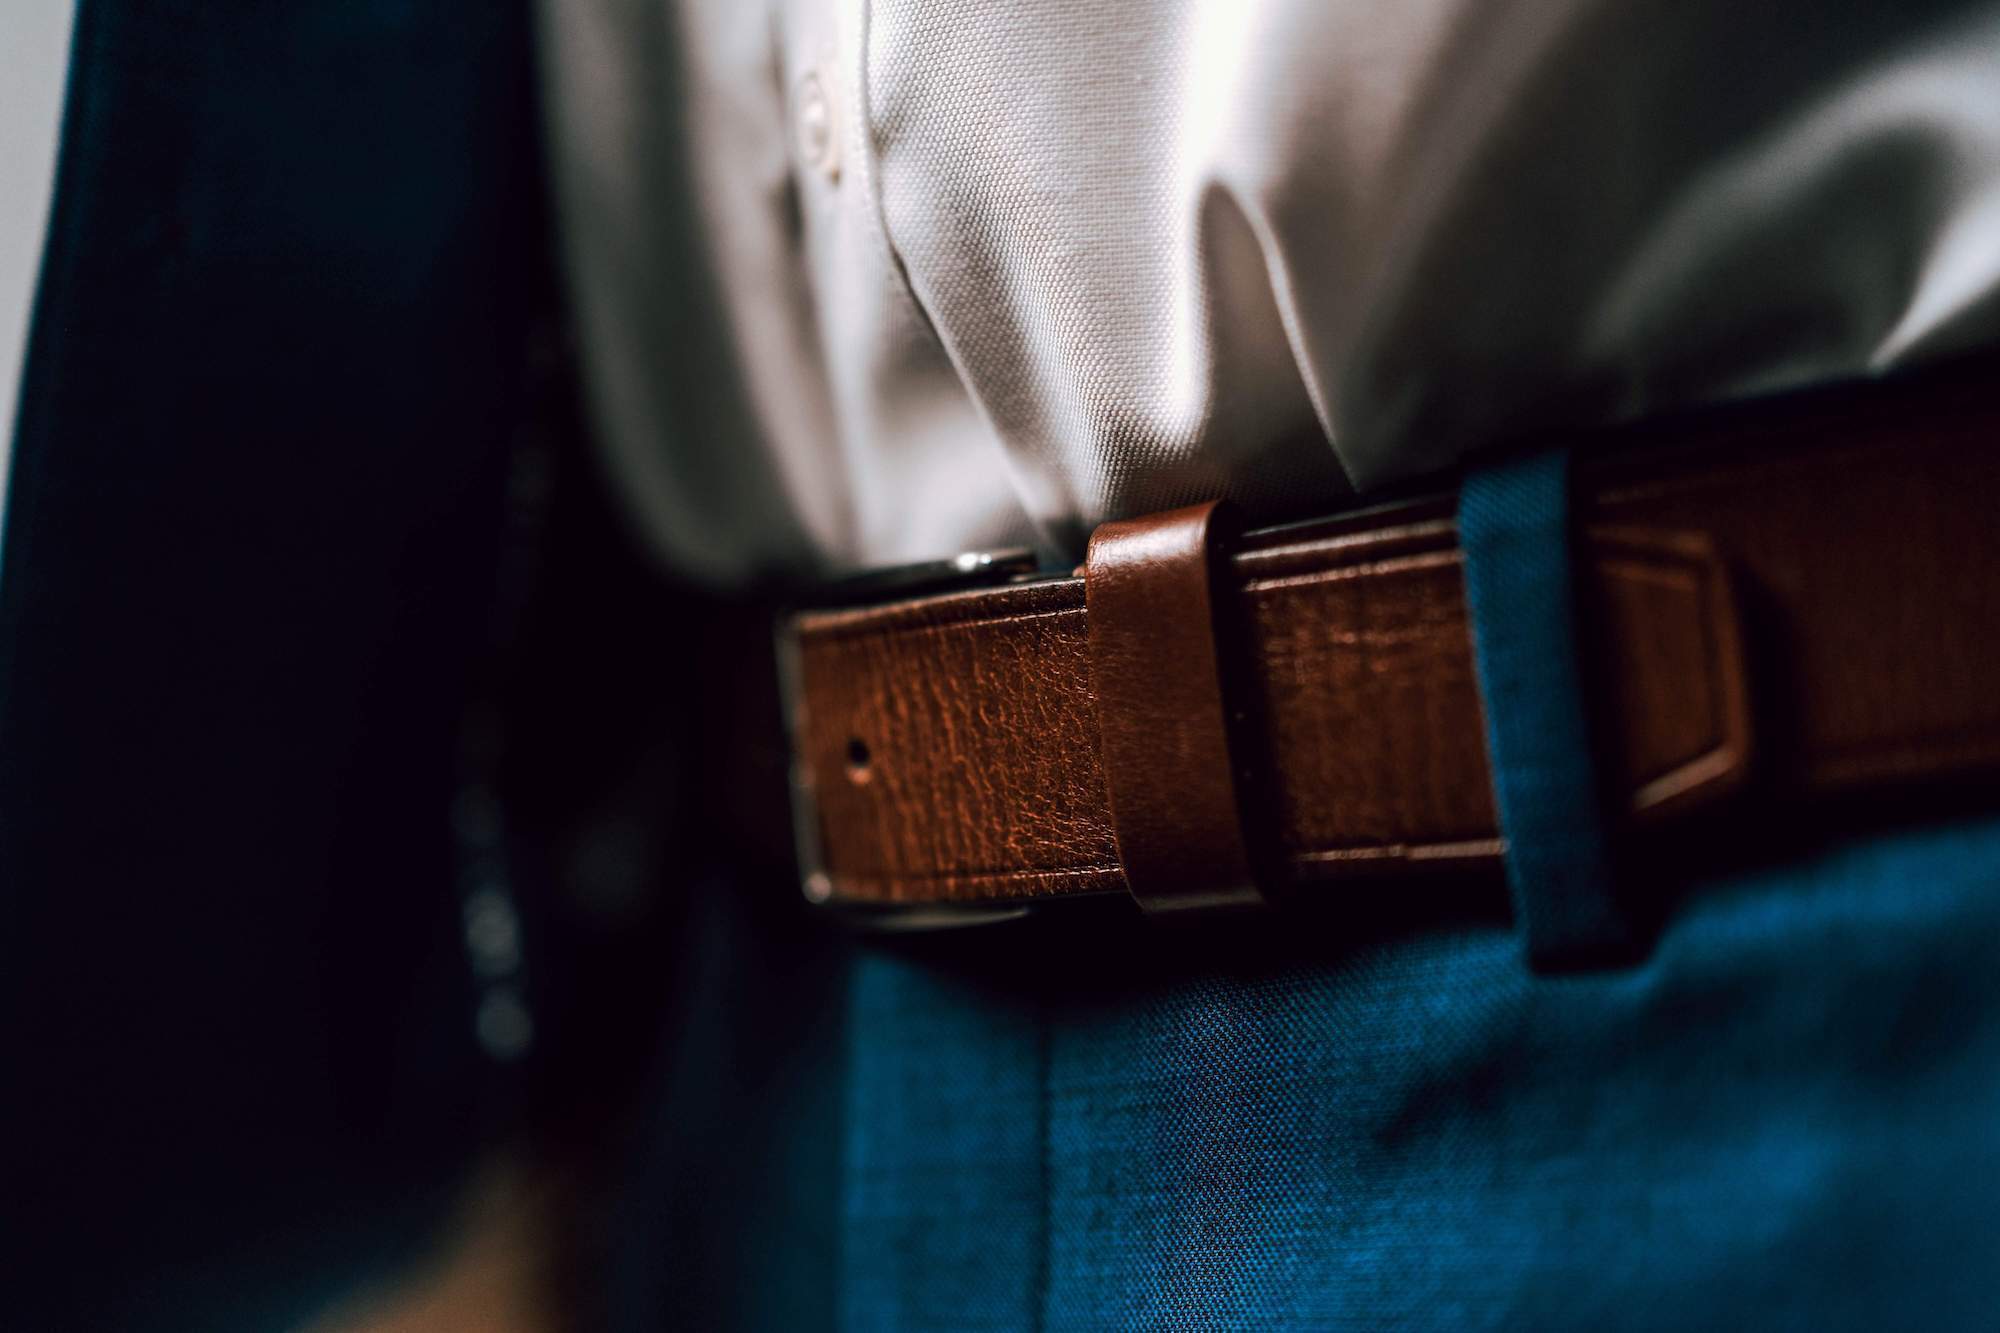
787 367 2000 910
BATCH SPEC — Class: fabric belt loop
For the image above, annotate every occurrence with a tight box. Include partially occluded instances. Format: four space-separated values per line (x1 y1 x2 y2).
1459 450 1631 970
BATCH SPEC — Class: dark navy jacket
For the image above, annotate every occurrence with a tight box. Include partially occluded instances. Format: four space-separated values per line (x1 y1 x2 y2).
1 3 543 1325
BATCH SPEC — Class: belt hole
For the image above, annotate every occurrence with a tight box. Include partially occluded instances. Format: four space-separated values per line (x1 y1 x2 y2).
846 737 873 783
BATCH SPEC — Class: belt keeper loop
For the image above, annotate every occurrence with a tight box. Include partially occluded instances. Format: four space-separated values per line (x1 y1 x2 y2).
1084 500 1265 915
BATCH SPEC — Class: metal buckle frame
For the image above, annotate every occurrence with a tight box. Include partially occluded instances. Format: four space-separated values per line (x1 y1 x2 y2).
776 548 1048 929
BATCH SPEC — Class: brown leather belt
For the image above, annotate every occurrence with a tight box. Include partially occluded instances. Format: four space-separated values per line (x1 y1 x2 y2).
778 364 2000 924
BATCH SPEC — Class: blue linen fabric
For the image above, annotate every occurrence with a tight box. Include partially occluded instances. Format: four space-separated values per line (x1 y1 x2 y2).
842 814 2000 1329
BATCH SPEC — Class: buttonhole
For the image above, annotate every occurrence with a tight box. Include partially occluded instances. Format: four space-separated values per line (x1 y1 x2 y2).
845 737 872 783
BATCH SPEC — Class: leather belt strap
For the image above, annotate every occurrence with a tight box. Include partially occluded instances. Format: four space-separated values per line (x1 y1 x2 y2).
781 364 2000 916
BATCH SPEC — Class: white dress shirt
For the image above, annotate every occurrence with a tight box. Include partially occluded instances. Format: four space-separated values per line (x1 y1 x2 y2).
539 0 2000 584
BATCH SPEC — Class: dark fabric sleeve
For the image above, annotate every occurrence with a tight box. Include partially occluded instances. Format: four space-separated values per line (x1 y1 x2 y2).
0 2 547 1325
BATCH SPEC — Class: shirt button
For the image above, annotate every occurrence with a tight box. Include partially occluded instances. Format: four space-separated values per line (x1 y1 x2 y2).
795 70 840 183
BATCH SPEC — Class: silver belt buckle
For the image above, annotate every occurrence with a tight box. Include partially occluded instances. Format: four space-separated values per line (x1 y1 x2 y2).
775 549 1046 930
